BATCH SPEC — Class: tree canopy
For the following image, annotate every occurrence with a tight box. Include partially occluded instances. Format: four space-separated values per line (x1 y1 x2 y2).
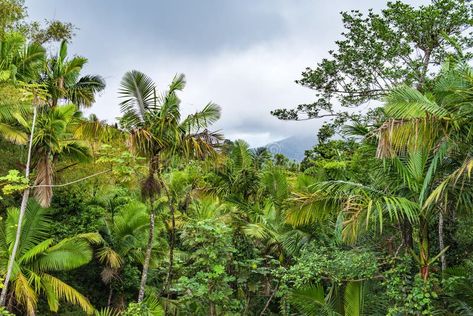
1 1 473 315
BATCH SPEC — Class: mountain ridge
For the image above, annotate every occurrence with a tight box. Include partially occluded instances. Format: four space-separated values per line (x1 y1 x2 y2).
265 134 317 162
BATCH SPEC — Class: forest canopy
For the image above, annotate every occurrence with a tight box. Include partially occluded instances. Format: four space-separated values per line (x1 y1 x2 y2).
0 0 473 315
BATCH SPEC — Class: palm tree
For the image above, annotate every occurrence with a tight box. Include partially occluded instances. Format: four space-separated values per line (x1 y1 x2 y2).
0 32 46 308
287 62 473 280
118 70 221 302
42 40 105 108
97 200 163 307
29 104 91 206
25 40 106 207
0 32 45 144
375 62 473 276
204 140 260 201
1 39 106 208
0 201 99 315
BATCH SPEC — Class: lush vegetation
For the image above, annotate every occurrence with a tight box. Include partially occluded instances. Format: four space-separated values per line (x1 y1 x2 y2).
1 0 473 315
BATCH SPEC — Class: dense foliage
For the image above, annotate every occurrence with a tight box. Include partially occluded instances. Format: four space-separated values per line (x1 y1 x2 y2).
0 0 473 315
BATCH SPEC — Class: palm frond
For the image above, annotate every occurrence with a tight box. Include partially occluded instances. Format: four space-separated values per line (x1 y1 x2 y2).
35 237 93 272
14 272 37 316
344 281 364 316
168 73 186 93
41 273 94 314
97 247 122 270
180 102 221 133
10 201 51 259
286 284 332 316
94 307 120 316
0 122 28 144
19 238 54 265
119 70 156 123
68 75 106 108
385 85 449 119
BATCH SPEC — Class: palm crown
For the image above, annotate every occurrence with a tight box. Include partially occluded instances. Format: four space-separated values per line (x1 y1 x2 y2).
42 40 105 108
119 71 221 161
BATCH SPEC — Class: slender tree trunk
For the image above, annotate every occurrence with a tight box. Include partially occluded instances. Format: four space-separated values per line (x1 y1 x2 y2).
439 210 447 272
401 218 413 250
138 155 161 302
419 218 430 280
107 284 113 307
138 207 156 302
164 201 176 298
244 294 251 315
0 105 37 306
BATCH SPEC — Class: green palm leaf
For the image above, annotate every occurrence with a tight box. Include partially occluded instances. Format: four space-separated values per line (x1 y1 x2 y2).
385 85 449 119
119 70 156 125
35 238 93 272
41 273 94 314
286 284 334 316
344 281 364 316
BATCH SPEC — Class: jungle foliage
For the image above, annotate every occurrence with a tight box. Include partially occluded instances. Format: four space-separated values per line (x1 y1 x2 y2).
0 0 473 315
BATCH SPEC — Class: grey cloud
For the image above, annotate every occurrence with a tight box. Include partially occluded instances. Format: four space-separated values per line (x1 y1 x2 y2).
27 1 286 54
26 0 430 146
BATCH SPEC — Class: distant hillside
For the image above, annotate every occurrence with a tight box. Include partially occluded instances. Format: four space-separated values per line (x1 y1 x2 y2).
265 135 317 162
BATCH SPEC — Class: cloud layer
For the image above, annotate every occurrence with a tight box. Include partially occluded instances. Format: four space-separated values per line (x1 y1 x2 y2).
26 0 429 146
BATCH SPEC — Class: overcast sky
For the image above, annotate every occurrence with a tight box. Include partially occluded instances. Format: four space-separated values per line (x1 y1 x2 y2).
26 0 428 146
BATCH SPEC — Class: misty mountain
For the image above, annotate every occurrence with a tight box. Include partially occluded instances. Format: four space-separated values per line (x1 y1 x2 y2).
265 135 317 162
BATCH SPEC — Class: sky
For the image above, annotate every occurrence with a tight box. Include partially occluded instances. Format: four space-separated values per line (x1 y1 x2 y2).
26 0 428 147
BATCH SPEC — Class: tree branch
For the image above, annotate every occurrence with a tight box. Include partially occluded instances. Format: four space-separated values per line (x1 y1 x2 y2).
259 282 279 316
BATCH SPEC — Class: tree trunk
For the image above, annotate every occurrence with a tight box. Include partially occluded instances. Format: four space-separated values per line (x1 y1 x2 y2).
401 218 413 250
439 210 446 272
138 208 156 302
138 154 161 302
259 282 279 316
0 105 37 307
419 218 430 281
164 201 176 298
107 284 113 307
33 151 53 207
417 48 432 91
209 302 216 316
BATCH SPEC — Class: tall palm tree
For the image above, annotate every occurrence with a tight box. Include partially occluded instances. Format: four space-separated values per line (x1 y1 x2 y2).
26 40 106 207
2 39 106 207
42 40 105 108
118 70 221 302
0 32 47 308
0 201 99 315
375 62 473 276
